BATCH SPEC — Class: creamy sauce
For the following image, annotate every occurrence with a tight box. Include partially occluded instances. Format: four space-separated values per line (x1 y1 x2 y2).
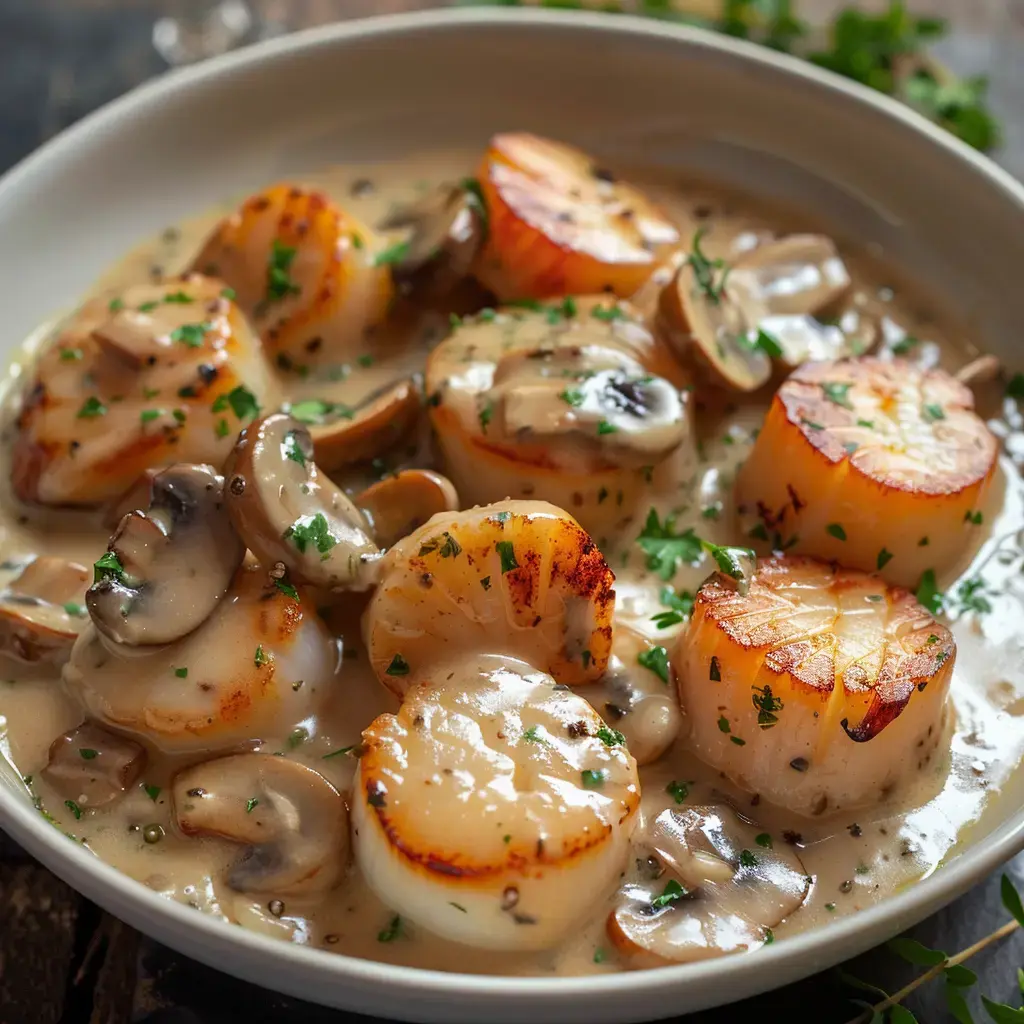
1 148 1023 977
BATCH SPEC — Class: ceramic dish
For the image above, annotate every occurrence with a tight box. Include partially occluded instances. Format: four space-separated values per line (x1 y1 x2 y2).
1 9 1024 1022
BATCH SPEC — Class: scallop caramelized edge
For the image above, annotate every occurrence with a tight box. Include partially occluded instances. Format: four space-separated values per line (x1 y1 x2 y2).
362 500 616 697
672 556 955 817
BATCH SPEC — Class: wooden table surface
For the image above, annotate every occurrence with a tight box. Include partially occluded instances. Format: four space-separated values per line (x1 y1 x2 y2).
1 3 1023 1022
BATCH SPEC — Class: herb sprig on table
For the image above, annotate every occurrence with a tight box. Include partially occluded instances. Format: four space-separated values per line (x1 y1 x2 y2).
458 0 1000 152
838 873 1024 1023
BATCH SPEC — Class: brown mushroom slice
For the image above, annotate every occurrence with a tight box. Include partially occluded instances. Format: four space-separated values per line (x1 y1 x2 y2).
608 805 809 964
42 721 146 808
172 753 348 895
87 464 245 646
728 234 852 318
355 470 459 549
377 183 484 298
759 312 879 370
224 413 380 591
0 557 90 665
659 263 770 393
592 625 681 767
295 378 422 474
102 469 161 530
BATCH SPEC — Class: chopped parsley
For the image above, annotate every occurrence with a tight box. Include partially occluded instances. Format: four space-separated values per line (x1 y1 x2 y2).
495 540 518 574
637 645 670 684
266 239 301 301
65 800 83 820
386 654 410 677
254 645 270 667
559 388 585 408
246 797 259 813
752 684 783 729
954 576 992 616
274 577 299 601
480 576 491 591
286 398 352 425
59 347 83 362
377 914 404 943
580 769 607 789
79 748 98 760
596 726 625 747
374 240 411 267
650 879 686 909
755 833 773 849
922 402 945 422
651 586 694 629
522 725 545 744
826 523 847 541
915 569 943 614
478 399 494 434
637 508 702 581
596 419 618 435
877 548 894 570
710 656 721 682
226 385 260 422
717 715 732 734
285 512 338 558
170 321 213 347
739 849 758 868
63 602 85 617
821 381 854 409
687 228 730 304
282 430 306 466
666 780 690 804
964 510 983 525
144 783 161 802
591 304 626 323
174 667 188 678
93 550 125 585
77 396 107 419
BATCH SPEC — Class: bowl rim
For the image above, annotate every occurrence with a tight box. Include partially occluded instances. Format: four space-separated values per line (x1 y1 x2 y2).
2 4 1024 1008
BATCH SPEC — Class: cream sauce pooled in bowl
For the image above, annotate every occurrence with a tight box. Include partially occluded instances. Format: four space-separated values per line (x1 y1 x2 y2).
0 135 1023 977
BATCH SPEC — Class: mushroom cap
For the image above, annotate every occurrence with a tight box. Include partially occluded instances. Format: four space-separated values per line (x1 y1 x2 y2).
12 274 276 507
297 377 422 474
42 721 146 809
355 469 460 550
223 413 380 591
0 557 90 665
659 262 770 393
729 234 852 319
589 624 681 767
87 463 245 646
377 183 484 299
172 753 349 895
66 562 337 754
426 298 691 536
607 805 809 964
362 499 615 697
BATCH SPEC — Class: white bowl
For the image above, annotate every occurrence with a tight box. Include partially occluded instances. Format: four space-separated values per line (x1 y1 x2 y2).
2 9 1024 1022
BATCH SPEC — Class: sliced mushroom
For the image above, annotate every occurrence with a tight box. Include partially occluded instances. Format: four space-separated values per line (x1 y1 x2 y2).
295 378 422 473
758 311 880 370
377 183 484 298
102 469 161 530
659 261 771 393
42 721 146 808
224 413 380 591
608 805 809 964
728 234 852 318
593 625 681 766
87 464 245 646
0 557 90 665
172 753 348 895
355 469 459 549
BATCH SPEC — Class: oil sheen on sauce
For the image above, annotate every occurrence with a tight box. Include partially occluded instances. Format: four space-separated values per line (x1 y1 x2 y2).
1 150 1023 978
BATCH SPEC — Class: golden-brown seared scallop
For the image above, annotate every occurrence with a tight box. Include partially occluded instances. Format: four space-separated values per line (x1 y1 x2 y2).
12 276 275 507
472 133 679 301
426 298 691 536
190 183 394 369
672 556 954 817
362 500 616 697
65 562 338 754
736 357 998 587
352 656 640 950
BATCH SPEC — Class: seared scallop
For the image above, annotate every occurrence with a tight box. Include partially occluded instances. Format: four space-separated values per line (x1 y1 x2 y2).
190 182 393 369
362 500 616 697
672 556 954 816
608 805 809 963
352 656 640 951
65 562 338 755
472 133 679 301
426 297 691 536
12 275 275 507
736 357 998 586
